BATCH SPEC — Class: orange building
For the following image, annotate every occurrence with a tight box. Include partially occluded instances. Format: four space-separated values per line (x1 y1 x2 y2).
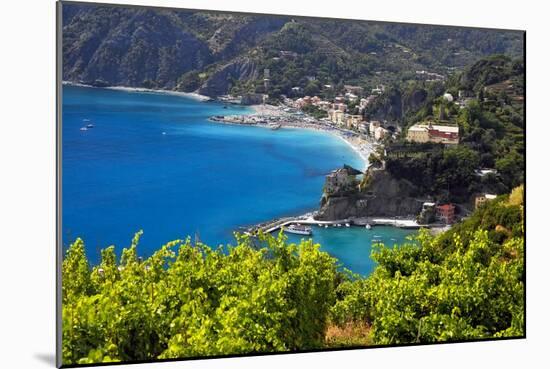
436 204 455 224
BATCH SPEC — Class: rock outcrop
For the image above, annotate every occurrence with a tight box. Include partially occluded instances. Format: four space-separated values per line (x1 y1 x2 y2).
316 167 424 220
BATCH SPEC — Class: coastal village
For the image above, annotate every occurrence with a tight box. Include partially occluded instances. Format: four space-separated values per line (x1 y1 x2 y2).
210 75 502 235
58 6 526 360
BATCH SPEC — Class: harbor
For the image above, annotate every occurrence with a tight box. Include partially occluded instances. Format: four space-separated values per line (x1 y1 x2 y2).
244 212 444 236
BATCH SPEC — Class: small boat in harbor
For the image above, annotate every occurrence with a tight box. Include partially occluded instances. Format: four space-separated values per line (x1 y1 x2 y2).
86 123 94 128
324 225 328 228
284 224 313 236
365 224 372 230
345 223 350 227
269 123 281 130
372 235 383 244
80 127 88 131
337 223 342 227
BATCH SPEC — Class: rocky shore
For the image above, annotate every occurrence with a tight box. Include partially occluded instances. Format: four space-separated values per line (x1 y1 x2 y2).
316 166 426 221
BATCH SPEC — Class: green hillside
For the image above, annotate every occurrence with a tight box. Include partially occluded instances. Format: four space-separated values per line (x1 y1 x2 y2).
62 3 524 96
62 187 524 364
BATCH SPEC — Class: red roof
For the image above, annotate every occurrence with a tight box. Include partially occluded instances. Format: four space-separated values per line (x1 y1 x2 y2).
428 129 459 139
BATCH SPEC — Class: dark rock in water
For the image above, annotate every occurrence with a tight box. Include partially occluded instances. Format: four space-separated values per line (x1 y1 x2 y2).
316 167 423 220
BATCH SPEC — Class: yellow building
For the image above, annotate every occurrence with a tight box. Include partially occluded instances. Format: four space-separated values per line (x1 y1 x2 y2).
328 109 344 125
345 114 363 129
475 194 497 209
407 125 430 142
407 123 459 144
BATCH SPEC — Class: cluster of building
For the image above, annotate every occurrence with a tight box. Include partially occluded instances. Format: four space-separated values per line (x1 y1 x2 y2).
419 193 498 226
366 121 390 141
289 84 391 140
406 122 460 145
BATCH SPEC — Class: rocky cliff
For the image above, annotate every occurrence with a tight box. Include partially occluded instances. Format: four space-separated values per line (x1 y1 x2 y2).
365 86 431 125
315 167 424 220
62 7 214 89
197 58 259 97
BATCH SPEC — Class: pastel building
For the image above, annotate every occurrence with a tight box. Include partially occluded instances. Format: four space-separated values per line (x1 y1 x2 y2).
407 123 459 145
369 121 381 136
436 204 455 224
374 126 388 141
345 114 364 129
328 109 345 125
475 194 497 209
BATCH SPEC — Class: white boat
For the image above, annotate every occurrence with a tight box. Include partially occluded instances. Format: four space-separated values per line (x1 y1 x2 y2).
365 224 372 230
80 127 88 131
324 225 328 228
337 223 342 227
284 224 312 236
372 235 382 244
86 123 94 128
345 223 350 227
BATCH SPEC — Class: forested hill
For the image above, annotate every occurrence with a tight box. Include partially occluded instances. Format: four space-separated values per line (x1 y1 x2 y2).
61 3 524 96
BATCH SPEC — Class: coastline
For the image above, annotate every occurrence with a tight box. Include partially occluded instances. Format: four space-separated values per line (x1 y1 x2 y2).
62 81 212 102
217 103 374 170
63 82 370 168
63 82 371 170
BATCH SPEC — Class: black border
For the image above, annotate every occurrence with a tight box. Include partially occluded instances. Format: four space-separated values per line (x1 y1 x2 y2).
56 1 527 368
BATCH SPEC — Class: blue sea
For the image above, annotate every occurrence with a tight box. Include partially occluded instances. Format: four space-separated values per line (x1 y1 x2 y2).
62 85 414 275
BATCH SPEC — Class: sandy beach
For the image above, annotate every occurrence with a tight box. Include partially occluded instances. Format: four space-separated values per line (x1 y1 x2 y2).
63 82 374 169
62 81 212 101
220 103 375 170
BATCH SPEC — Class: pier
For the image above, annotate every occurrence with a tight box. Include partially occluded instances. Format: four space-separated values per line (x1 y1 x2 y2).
246 214 354 235
245 214 433 236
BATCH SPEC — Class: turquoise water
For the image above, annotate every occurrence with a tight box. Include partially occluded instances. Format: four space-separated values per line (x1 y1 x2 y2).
62 85 413 274
278 226 415 275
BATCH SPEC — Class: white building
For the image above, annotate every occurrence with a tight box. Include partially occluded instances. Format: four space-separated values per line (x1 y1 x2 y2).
374 126 388 141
